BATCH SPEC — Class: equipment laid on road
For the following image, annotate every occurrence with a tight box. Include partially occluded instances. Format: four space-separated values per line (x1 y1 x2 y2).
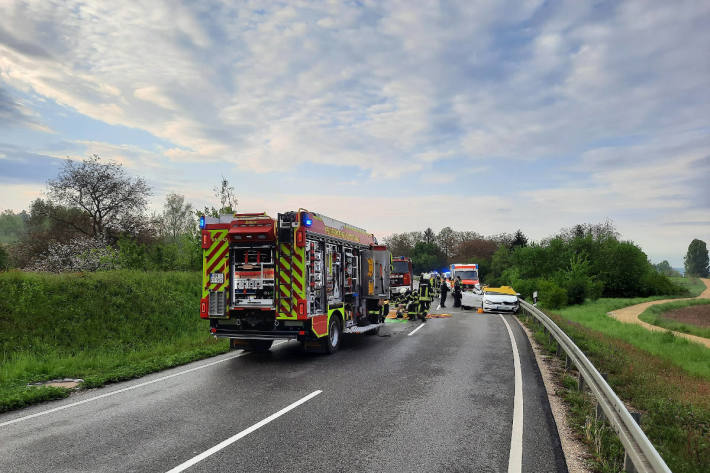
200 210 391 354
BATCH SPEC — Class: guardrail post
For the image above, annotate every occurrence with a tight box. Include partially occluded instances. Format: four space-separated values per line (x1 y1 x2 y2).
623 412 643 472
577 372 585 392
564 353 571 370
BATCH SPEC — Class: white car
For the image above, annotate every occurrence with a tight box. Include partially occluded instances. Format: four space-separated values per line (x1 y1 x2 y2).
482 287 519 313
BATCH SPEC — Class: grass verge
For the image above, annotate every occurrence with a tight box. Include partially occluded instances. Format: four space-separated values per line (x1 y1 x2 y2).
638 299 710 339
0 270 228 413
519 306 710 473
552 298 710 379
668 276 706 298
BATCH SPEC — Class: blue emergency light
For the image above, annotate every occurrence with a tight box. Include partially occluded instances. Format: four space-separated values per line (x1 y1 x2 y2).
199 215 206 229
301 213 313 227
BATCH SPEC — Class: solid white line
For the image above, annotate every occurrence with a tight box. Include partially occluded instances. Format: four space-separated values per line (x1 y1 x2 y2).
408 323 426 336
500 314 523 473
165 390 322 473
0 340 289 428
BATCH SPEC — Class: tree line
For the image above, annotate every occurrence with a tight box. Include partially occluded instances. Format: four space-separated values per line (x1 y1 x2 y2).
384 222 709 309
0 155 236 272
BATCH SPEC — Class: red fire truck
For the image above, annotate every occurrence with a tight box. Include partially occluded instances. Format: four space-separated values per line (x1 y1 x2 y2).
390 256 413 298
200 210 390 354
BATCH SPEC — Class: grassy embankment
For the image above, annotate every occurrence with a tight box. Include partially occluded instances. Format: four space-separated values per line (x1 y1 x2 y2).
0 271 227 413
522 285 710 473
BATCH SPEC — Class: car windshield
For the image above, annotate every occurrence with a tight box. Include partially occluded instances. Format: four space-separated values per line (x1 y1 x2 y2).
456 270 478 280
392 261 410 274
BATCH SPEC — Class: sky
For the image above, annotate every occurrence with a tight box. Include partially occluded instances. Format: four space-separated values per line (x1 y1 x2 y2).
0 0 708 267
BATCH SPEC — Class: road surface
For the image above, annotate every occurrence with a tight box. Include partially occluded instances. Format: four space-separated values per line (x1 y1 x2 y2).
0 305 567 473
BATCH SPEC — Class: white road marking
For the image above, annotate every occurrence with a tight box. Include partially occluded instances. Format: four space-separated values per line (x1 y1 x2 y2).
408 323 426 336
165 390 322 473
500 314 523 473
0 340 289 428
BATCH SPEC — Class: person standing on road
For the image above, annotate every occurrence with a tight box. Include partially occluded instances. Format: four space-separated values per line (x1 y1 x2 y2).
453 276 462 308
439 277 449 309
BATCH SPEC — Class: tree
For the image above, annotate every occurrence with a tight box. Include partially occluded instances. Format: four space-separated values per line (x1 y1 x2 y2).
47 154 151 240
510 229 528 248
0 210 27 244
684 239 709 277
411 241 447 273
653 260 679 277
437 226 458 259
161 193 194 239
213 176 237 214
423 227 435 245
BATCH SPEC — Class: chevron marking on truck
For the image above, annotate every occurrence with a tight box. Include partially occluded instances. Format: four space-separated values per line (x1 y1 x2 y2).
203 229 229 298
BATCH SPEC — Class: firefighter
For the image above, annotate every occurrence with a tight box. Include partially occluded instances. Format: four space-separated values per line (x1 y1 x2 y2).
439 277 449 309
417 273 432 321
453 276 462 308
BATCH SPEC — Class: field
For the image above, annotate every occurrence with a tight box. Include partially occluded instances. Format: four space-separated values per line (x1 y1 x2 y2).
536 296 710 473
0 270 228 412
638 299 710 339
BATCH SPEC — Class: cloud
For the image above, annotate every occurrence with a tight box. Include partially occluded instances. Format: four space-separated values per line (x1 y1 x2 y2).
1 0 708 265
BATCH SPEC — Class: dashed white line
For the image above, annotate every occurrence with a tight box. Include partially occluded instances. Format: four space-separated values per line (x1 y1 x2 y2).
408 323 426 336
165 390 322 473
500 314 523 473
0 340 289 428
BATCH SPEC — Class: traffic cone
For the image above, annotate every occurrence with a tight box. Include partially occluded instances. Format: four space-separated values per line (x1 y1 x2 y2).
477 307 484 313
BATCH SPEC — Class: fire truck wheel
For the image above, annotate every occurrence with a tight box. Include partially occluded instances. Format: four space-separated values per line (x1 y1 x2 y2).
322 315 342 354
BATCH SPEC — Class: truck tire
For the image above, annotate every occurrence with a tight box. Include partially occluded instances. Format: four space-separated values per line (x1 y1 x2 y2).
231 339 273 352
321 314 342 354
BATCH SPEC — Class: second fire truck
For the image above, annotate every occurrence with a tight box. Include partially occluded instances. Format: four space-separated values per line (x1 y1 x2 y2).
200 210 391 354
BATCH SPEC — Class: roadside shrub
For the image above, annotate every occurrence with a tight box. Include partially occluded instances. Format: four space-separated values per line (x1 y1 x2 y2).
538 279 568 309
27 236 119 272
565 276 589 305
640 269 683 296
0 244 8 270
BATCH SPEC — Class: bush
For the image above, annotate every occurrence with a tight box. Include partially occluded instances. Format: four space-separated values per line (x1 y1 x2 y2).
27 236 119 272
0 244 8 270
538 279 568 309
565 276 588 305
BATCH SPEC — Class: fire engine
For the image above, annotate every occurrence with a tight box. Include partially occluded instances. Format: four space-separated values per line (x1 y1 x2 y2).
390 256 413 299
199 210 390 354
449 263 482 308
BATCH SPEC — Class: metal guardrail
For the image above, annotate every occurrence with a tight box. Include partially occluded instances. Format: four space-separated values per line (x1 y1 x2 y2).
519 300 672 473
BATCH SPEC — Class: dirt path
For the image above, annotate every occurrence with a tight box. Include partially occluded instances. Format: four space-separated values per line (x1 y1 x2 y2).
608 278 710 348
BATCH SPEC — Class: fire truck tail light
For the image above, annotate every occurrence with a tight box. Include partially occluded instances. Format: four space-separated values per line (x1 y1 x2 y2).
296 228 305 247
403 273 411 285
200 298 209 318
210 328 216 333
297 299 307 318
298 330 305 335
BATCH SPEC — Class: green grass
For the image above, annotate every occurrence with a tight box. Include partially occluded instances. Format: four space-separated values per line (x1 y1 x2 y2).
551 298 710 380
0 270 228 412
519 308 710 473
668 276 706 298
638 299 710 339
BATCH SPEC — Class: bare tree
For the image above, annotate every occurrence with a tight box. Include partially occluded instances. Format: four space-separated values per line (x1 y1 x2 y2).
47 154 151 240
161 193 194 239
213 176 237 213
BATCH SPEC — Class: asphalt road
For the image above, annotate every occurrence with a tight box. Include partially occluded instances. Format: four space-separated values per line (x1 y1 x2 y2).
0 304 567 473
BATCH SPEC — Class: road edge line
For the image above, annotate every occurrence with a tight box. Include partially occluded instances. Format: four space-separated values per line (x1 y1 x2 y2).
408 323 425 336
165 390 322 473
0 340 289 428
500 314 523 473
